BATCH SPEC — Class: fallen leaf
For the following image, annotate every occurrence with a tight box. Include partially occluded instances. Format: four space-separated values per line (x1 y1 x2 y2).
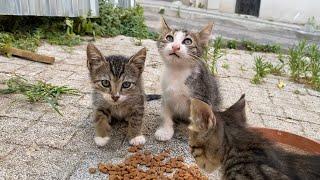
277 80 286 89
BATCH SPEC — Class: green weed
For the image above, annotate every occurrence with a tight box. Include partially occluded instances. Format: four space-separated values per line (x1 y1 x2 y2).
226 40 237 49
288 40 309 80
222 62 230 69
158 8 165 14
251 56 272 84
97 2 156 39
241 40 280 53
0 1 157 52
212 36 281 53
307 44 320 89
0 31 41 55
45 32 82 47
177 7 181 18
0 76 79 115
269 58 284 76
203 36 224 74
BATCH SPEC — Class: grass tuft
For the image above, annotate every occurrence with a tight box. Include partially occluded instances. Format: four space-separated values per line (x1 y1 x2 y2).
203 36 224 75
0 76 80 115
251 56 271 84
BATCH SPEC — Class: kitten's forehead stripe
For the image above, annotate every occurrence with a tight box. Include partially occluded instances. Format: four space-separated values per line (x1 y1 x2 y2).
106 55 128 78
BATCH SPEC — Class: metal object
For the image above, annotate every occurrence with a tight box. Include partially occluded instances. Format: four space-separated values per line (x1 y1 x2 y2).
107 0 135 8
0 0 99 17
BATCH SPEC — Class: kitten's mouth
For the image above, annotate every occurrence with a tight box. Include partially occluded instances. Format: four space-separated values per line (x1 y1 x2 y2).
169 52 180 58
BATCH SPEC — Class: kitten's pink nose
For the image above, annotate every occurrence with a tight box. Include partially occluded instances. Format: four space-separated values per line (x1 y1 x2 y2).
172 43 180 52
111 95 120 101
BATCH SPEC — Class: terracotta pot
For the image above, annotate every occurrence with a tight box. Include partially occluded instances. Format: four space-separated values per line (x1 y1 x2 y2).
250 127 320 155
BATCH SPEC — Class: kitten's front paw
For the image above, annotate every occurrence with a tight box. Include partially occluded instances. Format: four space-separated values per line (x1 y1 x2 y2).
94 136 110 146
155 126 174 141
129 135 146 146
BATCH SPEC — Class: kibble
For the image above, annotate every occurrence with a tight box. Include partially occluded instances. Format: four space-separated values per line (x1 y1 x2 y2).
92 145 208 179
88 167 97 174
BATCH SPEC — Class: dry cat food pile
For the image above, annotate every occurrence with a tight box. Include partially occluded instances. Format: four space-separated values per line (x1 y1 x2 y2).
89 145 208 180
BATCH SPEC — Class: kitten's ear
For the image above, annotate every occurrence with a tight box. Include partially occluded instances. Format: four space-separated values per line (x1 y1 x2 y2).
226 94 247 124
160 17 171 32
188 98 216 132
198 22 214 46
87 43 106 71
129 48 147 74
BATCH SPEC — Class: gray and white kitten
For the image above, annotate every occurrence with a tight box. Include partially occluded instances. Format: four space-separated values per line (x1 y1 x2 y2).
155 17 221 141
87 44 147 146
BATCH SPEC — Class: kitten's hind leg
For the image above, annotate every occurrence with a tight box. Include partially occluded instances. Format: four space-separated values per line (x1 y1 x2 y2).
155 105 174 141
94 110 112 146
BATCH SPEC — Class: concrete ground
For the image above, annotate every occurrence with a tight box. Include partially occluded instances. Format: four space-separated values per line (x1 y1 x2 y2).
0 36 319 180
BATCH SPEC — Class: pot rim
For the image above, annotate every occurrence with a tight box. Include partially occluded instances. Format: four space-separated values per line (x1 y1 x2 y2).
250 127 320 155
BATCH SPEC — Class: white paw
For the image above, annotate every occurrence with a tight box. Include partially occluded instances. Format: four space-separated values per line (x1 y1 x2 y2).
94 136 110 146
129 135 146 146
155 126 174 141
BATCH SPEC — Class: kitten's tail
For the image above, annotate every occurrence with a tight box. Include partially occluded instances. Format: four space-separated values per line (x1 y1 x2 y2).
146 94 161 101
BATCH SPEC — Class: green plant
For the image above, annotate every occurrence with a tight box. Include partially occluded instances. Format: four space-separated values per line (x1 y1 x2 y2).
0 76 79 115
288 40 309 80
159 8 165 14
307 43 320 89
251 56 272 84
222 62 230 69
74 16 104 38
226 40 237 49
0 1 156 52
45 32 82 46
97 2 155 39
198 3 205 9
203 36 224 74
241 40 257 51
239 40 280 53
0 31 41 54
177 7 181 18
306 16 320 30
65 18 74 35
213 37 281 53
269 58 284 75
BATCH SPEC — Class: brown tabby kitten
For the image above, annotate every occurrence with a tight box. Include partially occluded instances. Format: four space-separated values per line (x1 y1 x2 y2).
155 17 221 141
189 95 320 180
87 44 147 146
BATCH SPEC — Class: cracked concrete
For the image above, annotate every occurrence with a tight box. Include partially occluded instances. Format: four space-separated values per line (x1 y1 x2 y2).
0 36 319 179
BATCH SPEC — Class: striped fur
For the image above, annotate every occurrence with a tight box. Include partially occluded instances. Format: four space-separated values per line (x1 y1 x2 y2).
87 44 147 146
189 95 320 179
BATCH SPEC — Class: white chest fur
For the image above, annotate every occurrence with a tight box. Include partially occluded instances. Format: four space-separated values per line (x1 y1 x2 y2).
161 66 193 116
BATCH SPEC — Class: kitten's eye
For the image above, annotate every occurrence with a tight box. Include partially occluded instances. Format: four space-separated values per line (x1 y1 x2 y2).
122 81 132 89
101 80 110 88
166 35 174 42
183 38 192 45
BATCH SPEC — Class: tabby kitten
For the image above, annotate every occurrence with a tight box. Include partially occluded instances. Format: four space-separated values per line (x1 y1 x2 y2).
189 95 320 179
155 17 221 141
87 44 147 146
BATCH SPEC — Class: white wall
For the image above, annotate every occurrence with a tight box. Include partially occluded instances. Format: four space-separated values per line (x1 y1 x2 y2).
207 0 221 10
198 0 319 25
218 0 236 14
259 0 320 24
